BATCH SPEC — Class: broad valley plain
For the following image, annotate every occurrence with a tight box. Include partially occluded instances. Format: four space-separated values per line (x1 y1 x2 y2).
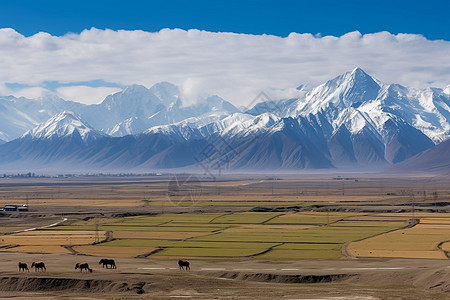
1 172 450 299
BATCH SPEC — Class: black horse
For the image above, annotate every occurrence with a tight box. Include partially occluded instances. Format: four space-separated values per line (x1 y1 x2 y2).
178 260 190 270
18 262 29 272
31 262 46 272
99 258 116 269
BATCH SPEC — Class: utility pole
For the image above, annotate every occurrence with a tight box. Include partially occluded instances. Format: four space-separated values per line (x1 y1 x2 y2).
94 220 100 244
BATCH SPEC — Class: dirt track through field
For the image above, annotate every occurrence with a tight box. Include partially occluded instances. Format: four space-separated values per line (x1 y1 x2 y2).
7 218 68 234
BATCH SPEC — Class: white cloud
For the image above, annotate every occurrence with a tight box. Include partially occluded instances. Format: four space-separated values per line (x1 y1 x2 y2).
0 28 449 106
55 86 123 104
11 87 51 99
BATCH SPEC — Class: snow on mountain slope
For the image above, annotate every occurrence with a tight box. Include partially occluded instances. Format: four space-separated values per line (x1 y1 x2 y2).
444 85 450 94
214 113 279 139
0 95 86 141
149 82 181 107
286 68 382 116
22 111 105 143
94 85 239 135
0 82 240 141
143 122 203 141
244 68 450 145
0 68 449 171
108 117 152 137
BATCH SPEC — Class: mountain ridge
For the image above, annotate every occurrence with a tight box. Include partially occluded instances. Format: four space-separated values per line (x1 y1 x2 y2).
0 68 449 172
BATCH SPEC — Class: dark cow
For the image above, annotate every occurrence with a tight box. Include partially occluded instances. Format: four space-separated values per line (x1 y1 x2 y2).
75 262 92 273
178 260 190 270
99 258 116 269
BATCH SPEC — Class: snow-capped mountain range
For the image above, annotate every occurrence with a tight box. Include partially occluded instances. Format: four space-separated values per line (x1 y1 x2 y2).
0 68 449 172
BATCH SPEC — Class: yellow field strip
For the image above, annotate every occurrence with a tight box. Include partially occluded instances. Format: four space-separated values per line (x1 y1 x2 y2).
0 245 71 254
348 220 450 260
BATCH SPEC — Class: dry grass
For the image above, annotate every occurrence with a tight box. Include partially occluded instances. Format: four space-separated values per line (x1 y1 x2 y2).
2 176 444 209
73 245 157 257
348 249 447 259
0 227 27 233
347 221 450 259
1 245 71 254
440 242 450 252
0 230 105 246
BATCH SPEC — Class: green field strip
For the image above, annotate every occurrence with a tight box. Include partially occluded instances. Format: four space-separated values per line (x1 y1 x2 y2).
261 213 286 224
259 249 342 259
266 214 348 225
100 239 278 249
156 247 265 257
191 226 403 244
274 243 341 250
330 221 409 227
47 226 96 231
99 225 225 232
208 212 234 224
118 213 225 225
158 222 230 229
209 212 283 224
100 221 171 227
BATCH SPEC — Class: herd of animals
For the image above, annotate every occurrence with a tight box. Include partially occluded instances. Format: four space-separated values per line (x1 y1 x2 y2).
17 259 191 272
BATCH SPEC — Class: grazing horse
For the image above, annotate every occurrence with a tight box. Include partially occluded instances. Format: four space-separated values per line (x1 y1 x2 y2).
178 260 190 270
31 262 46 272
99 258 116 269
18 262 29 272
75 262 92 273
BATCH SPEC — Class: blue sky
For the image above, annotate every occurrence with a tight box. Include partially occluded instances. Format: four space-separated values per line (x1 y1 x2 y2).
1 0 449 40
0 0 449 105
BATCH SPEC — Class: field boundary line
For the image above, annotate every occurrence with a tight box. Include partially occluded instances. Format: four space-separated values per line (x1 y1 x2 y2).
136 248 164 258
261 213 285 224
62 245 79 255
208 213 234 224
184 230 225 242
437 240 450 259
249 243 284 257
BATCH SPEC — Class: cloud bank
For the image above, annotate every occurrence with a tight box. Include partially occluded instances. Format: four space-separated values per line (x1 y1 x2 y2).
0 28 449 105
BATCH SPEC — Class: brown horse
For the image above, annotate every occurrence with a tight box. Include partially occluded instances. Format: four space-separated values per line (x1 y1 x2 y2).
75 262 92 273
18 262 29 272
178 260 190 270
99 258 116 269
31 262 46 272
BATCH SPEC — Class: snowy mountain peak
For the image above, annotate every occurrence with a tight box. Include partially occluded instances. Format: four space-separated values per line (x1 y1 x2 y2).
122 84 150 95
149 82 180 107
339 68 380 99
22 111 104 142
350 67 367 76
296 67 381 115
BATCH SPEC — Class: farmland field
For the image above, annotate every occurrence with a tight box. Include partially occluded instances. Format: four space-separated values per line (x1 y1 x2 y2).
1 175 450 299
347 214 450 259
0 210 418 259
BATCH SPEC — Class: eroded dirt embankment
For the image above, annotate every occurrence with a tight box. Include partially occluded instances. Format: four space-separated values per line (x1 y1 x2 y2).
0 276 145 294
208 271 357 283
